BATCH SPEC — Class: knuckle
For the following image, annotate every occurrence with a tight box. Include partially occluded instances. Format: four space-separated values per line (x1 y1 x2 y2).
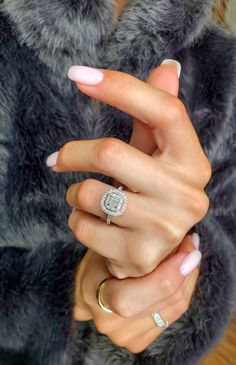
195 150 212 187
201 193 210 216
76 179 94 209
95 138 124 170
181 186 210 224
164 225 185 246
126 240 158 276
190 191 210 221
200 156 213 186
165 97 187 123
160 279 176 298
133 254 157 276
110 292 135 318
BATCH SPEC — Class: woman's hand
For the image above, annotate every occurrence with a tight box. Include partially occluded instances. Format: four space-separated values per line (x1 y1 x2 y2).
73 234 201 353
46 62 212 278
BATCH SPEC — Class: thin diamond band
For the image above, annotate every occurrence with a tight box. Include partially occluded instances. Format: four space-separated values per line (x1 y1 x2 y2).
152 312 169 329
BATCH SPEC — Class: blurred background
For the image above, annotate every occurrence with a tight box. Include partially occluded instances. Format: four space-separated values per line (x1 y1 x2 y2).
228 0 236 30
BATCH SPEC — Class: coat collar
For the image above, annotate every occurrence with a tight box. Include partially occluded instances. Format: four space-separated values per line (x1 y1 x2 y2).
2 0 215 76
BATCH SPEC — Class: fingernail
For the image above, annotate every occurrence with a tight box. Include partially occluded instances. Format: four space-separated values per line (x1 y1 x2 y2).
180 250 202 277
192 232 200 250
161 59 181 78
68 66 104 85
46 152 59 167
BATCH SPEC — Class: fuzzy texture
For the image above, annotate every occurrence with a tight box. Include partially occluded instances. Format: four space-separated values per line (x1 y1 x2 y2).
0 0 236 364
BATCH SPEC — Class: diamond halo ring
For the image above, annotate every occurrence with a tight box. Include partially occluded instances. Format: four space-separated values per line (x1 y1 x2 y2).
100 186 128 224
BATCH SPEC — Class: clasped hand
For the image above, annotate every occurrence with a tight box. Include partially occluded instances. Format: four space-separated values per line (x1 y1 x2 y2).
46 61 212 352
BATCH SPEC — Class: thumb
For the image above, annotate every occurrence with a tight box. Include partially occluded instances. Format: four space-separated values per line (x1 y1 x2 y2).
129 59 181 155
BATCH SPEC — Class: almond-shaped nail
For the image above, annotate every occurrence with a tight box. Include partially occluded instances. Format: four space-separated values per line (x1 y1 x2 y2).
180 250 202 277
68 66 104 85
161 59 181 79
46 152 59 167
192 232 200 250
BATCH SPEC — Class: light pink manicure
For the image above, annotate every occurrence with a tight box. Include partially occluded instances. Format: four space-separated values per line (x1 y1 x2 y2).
192 233 200 249
68 66 104 85
46 152 59 167
161 59 181 79
180 250 202 277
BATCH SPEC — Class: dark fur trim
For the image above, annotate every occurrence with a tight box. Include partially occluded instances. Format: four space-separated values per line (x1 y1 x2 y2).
0 1 236 364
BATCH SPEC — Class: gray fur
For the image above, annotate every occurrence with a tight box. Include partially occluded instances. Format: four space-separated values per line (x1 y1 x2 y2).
0 1 236 364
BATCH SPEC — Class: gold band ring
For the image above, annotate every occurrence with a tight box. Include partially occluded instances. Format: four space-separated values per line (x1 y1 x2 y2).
96 278 113 313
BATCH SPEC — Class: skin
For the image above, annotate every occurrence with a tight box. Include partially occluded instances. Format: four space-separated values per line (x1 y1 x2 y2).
54 66 211 278
73 235 199 353
115 0 128 17
47 63 212 351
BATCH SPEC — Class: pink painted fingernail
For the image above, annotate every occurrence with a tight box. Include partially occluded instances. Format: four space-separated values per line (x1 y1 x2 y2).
180 250 202 277
46 152 58 167
192 233 200 249
68 66 104 85
161 59 181 78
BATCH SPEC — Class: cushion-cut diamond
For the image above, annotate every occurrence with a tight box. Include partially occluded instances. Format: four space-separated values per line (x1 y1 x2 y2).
100 187 128 217
105 193 123 213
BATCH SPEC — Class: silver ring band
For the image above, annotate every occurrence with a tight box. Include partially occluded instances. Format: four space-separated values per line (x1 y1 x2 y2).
100 186 128 225
152 312 169 329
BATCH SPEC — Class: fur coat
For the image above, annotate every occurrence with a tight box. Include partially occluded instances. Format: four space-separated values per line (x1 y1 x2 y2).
0 0 236 364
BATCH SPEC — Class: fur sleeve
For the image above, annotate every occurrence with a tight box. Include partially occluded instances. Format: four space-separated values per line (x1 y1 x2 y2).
0 241 84 365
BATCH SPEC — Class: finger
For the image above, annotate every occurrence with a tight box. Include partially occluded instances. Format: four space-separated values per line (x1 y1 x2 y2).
51 138 158 193
128 269 199 353
103 254 197 336
68 206 174 275
68 209 126 259
68 209 198 279
129 62 180 155
107 268 199 352
66 179 143 228
68 66 201 163
102 235 201 317
133 234 200 317
89 257 197 339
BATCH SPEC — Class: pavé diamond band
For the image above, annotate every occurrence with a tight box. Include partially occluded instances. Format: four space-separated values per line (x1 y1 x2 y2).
152 312 169 329
100 186 128 224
